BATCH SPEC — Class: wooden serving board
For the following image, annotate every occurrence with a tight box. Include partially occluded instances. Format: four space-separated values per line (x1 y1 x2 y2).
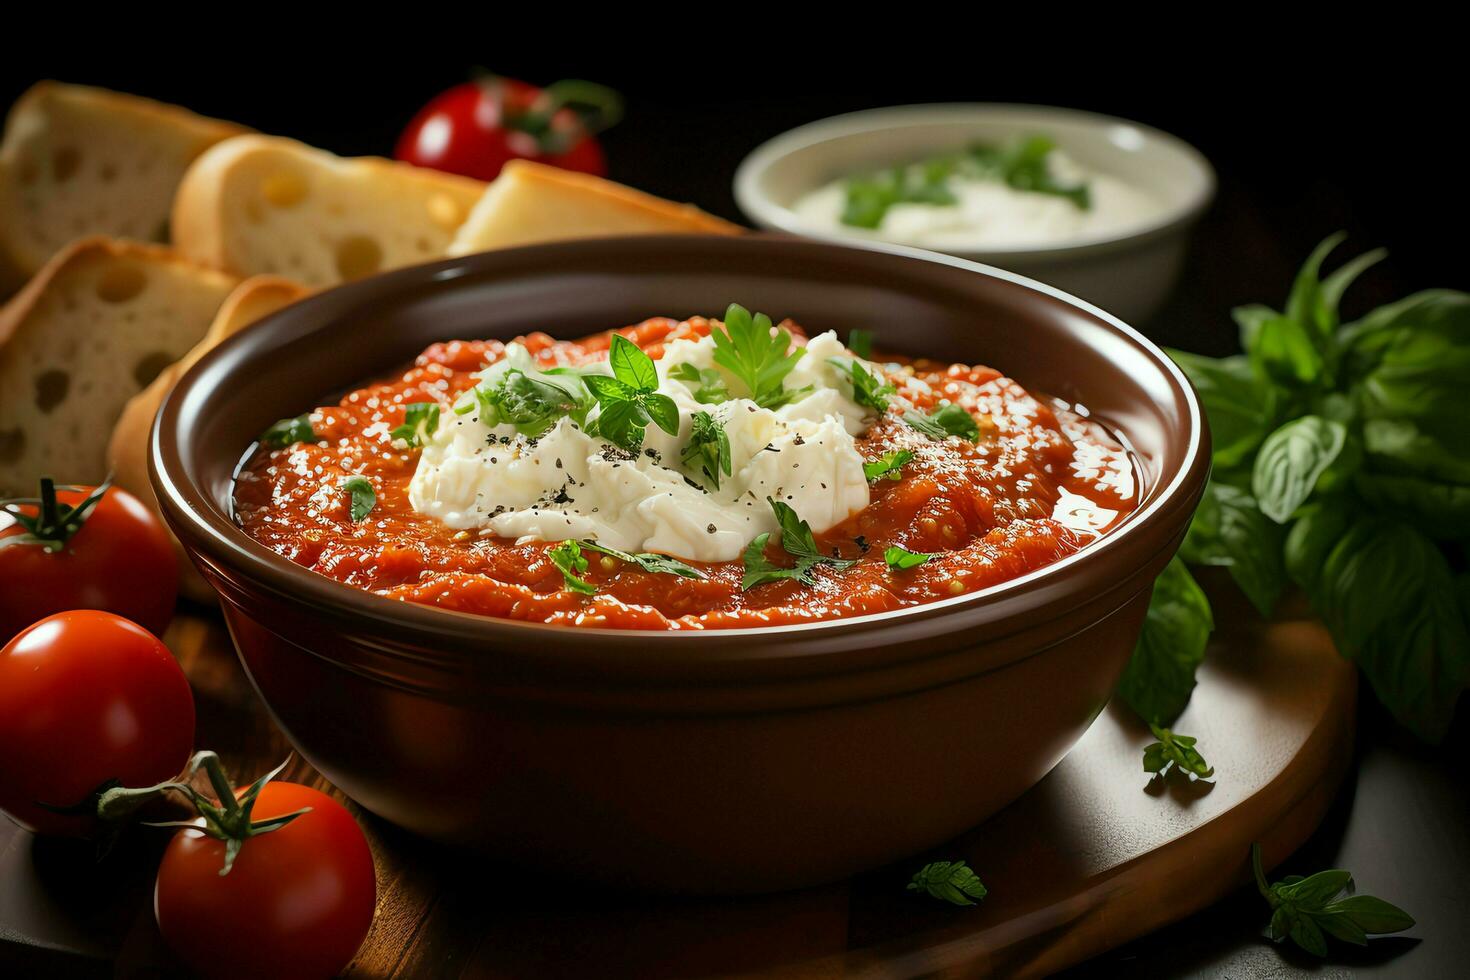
0 579 1355 979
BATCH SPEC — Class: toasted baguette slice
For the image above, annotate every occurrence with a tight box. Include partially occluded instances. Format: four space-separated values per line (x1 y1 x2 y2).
0 82 249 295
109 274 308 600
447 160 741 256
0 237 238 495
172 135 485 287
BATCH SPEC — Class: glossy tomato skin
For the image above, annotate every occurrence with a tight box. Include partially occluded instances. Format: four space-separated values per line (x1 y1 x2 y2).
395 79 607 181
0 611 194 835
0 484 178 644
155 782 377 980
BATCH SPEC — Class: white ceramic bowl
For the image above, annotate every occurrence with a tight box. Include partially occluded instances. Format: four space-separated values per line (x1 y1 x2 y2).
734 104 1215 325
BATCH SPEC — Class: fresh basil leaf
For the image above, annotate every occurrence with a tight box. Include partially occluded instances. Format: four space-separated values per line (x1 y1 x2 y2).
864 449 913 482
1180 483 1286 617
260 414 317 448
593 398 648 453
1321 895 1416 935
1355 471 1470 538
1252 843 1414 957
608 333 659 392
903 404 980 442
1250 314 1327 389
1142 723 1214 779
341 475 375 521
741 499 856 590
547 540 596 595
390 402 440 448
1314 910 1369 946
906 860 987 906
1233 303 1279 354
680 411 731 490
580 540 705 580
711 304 806 409
1284 498 1357 596
827 356 895 414
583 374 637 404
668 363 730 404
1117 557 1212 725
643 393 680 437
1308 517 1470 741
1285 232 1349 341
848 329 873 360
1251 416 1347 523
472 369 587 435
884 545 932 570
1166 351 1277 469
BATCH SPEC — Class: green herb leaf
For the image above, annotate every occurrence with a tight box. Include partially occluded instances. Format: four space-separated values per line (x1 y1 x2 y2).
969 136 1090 209
580 540 706 579
842 163 958 229
584 336 680 450
341 475 375 521
260 414 317 448
1250 313 1328 389
884 545 932 570
711 304 806 409
1141 723 1214 779
827 357 895 414
1179 483 1286 617
1166 350 1277 469
390 402 440 448
468 369 588 436
608 332 659 391
741 499 857 590
907 860 988 907
848 329 873 360
903 404 980 442
1251 416 1347 523
1252 843 1414 957
547 540 596 595
863 449 913 482
668 362 730 404
1118 557 1212 726
680 410 731 490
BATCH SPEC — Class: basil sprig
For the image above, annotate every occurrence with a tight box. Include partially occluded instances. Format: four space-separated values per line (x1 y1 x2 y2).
585 334 680 452
680 411 731 490
1124 234 1470 743
1252 844 1413 956
1141 723 1213 780
581 540 705 580
827 356 895 414
741 499 856 590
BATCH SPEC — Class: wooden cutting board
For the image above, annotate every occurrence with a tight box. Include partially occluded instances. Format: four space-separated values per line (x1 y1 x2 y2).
0 579 1355 979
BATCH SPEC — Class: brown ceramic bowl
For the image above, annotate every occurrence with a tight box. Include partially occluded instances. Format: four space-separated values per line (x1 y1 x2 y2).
151 235 1208 894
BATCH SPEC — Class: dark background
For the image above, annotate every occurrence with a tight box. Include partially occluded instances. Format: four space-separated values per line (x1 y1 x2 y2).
4 46 1466 977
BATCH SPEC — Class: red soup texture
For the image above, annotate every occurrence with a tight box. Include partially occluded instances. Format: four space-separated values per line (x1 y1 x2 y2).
233 317 1138 630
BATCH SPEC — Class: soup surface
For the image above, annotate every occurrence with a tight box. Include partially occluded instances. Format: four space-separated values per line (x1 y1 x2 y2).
233 315 1138 629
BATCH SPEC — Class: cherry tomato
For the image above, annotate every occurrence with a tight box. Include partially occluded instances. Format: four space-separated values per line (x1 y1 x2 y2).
395 77 620 181
0 478 178 643
155 781 377 980
0 610 195 836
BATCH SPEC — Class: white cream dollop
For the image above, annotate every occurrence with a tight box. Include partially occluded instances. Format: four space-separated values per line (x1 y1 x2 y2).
407 331 875 562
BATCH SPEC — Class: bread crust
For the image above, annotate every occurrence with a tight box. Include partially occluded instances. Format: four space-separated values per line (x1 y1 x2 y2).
448 159 742 256
171 134 487 278
107 273 308 601
0 82 248 293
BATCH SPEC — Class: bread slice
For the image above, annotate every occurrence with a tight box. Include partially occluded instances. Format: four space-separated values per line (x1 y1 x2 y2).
0 82 248 295
447 160 742 256
171 135 485 287
0 237 238 495
109 274 307 600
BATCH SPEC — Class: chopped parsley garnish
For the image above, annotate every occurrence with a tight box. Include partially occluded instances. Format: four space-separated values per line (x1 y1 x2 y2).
863 449 913 482
903 403 980 442
711 304 808 409
547 540 596 595
827 356 895 414
390 402 440 448
668 362 730 404
741 498 857 590
680 410 731 490
584 334 680 452
848 328 873 360
907 860 988 907
259 414 317 448
1142 723 1214 780
841 135 1091 230
461 369 589 437
884 545 932 570
342 475 375 521
581 540 706 579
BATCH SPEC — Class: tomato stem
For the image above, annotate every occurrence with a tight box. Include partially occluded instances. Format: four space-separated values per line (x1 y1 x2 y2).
0 476 111 553
470 72 622 155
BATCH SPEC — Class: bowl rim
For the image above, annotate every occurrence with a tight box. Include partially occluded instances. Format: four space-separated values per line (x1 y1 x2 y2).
152 233 1208 665
733 102 1217 261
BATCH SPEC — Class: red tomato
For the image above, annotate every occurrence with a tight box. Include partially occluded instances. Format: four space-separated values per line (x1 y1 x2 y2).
0 611 194 835
155 782 377 980
0 479 178 643
395 77 618 181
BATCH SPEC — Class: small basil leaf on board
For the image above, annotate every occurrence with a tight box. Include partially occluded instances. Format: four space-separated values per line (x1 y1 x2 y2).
1251 416 1347 523
906 860 987 906
1141 723 1214 779
1166 351 1276 469
1252 843 1415 957
1308 517 1470 742
341 476 375 521
1179 483 1286 617
1118 557 1213 726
